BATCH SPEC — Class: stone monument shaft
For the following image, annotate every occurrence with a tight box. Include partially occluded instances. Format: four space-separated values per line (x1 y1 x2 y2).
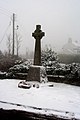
32 25 45 65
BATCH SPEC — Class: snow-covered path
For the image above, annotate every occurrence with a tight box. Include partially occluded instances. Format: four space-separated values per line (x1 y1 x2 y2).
0 79 80 119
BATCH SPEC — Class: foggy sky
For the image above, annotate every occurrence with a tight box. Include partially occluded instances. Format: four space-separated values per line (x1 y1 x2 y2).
0 0 80 54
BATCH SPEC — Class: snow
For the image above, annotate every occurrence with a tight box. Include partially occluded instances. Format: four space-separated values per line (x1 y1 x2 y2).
0 79 80 119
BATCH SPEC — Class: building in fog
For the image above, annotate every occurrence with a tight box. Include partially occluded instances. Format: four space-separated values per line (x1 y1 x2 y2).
62 38 80 54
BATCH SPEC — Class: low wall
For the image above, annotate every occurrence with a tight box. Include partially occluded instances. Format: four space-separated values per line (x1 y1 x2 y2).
0 72 80 86
48 75 80 86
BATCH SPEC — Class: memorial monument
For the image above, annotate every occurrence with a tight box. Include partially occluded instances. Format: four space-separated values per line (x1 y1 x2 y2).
32 25 45 65
27 25 48 82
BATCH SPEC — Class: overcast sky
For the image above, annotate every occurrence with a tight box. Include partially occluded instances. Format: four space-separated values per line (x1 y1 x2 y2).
0 0 80 54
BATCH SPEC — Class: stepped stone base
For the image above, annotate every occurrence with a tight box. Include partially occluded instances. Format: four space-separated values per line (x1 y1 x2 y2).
27 65 48 83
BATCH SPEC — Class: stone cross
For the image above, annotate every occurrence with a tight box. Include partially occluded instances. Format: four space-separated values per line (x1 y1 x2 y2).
26 25 48 83
32 25 45 65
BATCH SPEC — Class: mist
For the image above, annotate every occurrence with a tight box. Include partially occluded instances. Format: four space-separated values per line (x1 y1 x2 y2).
0 0 80 55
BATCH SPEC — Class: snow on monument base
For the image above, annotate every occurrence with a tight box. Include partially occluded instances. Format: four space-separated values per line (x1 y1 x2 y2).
27 65 48 83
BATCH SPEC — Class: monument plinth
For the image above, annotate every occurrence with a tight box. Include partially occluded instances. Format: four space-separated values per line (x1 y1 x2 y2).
27 25 48 83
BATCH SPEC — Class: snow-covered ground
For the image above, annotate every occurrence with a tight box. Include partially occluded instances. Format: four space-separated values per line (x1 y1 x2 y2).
0 79 80 119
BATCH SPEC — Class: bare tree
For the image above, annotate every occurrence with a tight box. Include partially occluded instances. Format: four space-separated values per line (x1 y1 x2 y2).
6 34 11 56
